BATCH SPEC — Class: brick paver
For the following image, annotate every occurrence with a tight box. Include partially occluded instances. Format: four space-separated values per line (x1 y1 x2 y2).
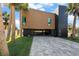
30 36 79 56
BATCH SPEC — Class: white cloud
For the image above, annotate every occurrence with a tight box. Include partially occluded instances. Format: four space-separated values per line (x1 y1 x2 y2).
36 4 43 8
68 15 74 19
15 19 20 29
15 19 20 25
47 3 54 6
58 3 67 6
53 7 59 15
29 3 43 9
29 3 54 12
39 8 45 11
68 15 79 28
52 3 67 15
40 3 54 6
29 3 46 12
68 15 74 24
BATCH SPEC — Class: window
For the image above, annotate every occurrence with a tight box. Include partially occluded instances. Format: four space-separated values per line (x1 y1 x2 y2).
22 16 26 25
48 17 52 26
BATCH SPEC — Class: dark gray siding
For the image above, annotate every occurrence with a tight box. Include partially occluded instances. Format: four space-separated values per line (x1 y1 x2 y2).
58 5 68 37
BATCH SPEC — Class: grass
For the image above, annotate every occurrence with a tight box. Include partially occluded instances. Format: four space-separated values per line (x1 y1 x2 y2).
8 36 33 56
0 36 32 56
68 36 79 43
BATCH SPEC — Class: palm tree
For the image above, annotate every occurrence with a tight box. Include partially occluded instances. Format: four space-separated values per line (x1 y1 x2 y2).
14 3 28 37
0 3 9 56
10 3 15 42
67 3 79 38
6 10 12 41
6 3 28 42
3 3 13 41
3 12 9 29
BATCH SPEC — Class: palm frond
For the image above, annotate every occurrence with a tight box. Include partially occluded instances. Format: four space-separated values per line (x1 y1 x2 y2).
67 3 79 16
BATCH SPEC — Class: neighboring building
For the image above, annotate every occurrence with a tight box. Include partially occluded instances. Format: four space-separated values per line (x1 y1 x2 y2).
22 5 68 37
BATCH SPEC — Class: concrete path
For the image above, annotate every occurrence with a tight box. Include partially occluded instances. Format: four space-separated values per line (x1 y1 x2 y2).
30 36 79 56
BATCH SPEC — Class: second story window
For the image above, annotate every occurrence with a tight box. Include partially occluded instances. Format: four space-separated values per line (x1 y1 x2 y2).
22 16 26 26
48 17 52 26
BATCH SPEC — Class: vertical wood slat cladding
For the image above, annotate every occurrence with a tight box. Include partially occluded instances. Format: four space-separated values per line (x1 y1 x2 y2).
22 9 55 29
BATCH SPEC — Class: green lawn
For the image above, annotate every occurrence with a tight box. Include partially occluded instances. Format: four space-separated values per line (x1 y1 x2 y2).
8 36 33 56
68 36 79 43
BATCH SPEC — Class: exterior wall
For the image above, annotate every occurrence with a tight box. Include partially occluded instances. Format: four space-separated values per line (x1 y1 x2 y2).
55 14 58 36
58 5 68 37
22 9 55 30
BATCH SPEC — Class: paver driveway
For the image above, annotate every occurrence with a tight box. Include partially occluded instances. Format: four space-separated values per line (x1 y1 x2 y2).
30 36 79 56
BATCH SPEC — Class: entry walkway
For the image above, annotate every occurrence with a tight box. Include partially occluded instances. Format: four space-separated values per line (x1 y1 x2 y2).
30 36 79 56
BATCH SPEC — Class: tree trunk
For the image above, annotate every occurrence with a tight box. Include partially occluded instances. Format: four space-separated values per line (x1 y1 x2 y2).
6 12 12 41
11 4 15 42
20 9 22 37
72 15 76 38
5 24 7 29
0 4 9 56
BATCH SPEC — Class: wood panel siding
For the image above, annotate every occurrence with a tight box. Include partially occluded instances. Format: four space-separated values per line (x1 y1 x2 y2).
22 9 55 30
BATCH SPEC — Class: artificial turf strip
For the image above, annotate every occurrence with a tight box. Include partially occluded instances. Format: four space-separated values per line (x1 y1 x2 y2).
8 36 33 56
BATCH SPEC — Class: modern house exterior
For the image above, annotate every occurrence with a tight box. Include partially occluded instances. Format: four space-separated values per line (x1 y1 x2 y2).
22 5 68 37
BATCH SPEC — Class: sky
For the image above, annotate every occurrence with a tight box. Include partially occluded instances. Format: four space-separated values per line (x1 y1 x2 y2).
2 3 79 29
